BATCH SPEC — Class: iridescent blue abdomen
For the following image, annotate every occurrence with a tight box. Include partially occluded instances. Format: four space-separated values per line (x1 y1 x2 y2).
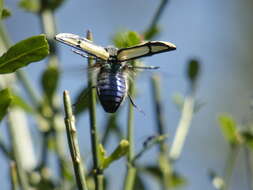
96 70 127 113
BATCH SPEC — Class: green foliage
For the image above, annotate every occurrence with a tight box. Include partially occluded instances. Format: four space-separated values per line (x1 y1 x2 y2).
1 8 11 19
99 140 129 169
241 131 253 150
73 86 95 115
19 0 65 12
0 0 11 19
112 31 142 48
0 0 3 18
19 0 40 12
187 59 200 86
143 165 186 188
11 92 34 113
143 25 161 40
41 65 59 102
0 88 12 122
0 34 49 74
133 175 146 190
218 114 241 146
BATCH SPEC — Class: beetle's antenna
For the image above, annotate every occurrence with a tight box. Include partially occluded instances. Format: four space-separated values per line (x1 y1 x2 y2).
129 65 160 70
71 49 89 58
128 94 145 115
71 49 97 61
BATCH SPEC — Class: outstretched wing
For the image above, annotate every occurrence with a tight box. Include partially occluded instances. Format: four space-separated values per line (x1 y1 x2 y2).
55 33 110 61
117 41 176 62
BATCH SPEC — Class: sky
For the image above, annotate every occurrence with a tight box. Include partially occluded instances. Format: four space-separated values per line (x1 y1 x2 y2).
2 0 253 189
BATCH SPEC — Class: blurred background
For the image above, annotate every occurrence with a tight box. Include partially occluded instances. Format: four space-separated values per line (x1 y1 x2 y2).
2 0 253 190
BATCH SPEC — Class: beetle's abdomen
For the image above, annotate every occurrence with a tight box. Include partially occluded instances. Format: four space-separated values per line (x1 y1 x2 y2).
97 71 127 113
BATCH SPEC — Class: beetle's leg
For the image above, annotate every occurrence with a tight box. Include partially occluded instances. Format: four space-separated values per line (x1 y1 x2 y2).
128 93 145 115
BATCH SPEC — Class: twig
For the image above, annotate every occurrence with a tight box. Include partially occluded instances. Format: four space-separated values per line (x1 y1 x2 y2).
124 80 136 190
63 90 88 190
147 0 169 31
245 144 253 190
39 8 69 185
222 146 240 190
151 74 171 189
169 93 195 161
7 114 30 190
86 30 104 190
10 161 19 190
0 134 11 158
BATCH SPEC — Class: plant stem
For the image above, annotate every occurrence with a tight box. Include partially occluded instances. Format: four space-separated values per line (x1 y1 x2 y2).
7 114 30 190
169 92 195 161
222 146 240 190
16 70 41 106
147 0 169 31
10 161 19 190
124 80 136 190
63 90 88 190
245 146 253 190
86 30 103 190
151 74 171 189
0 134 11 158
39 8 69 185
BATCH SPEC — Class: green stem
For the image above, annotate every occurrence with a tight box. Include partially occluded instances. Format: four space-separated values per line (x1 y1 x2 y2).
148 0 169 30
16 70 41 106
7 115 30 190
0 134 11 158
124 80 136 190
245 145 253 190
63 91 88 190
86 30 103 190
169 92 195 161
151 75 171 189
10 161 19 190
222 146 240 190
38 8 68 185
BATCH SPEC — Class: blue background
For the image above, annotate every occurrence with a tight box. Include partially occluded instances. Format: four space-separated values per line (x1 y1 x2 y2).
2 0 253 189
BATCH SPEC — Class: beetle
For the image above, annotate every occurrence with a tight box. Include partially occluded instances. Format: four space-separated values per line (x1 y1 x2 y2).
55 33 176 113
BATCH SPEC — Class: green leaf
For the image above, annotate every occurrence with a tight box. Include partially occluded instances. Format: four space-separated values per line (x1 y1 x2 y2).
19 0 40 12
1 8 11 19
73 87 91 115
143 166 186 188
112 30 141 48
41 0 65 11
241 131 253 150
133 175 147 190
187 59 200 85
41 65 59 102
218 114 240 146
0 34 49 74
102 113 122 145
101 140 129 169
0 0 3 18
143 25 161 40
170 172 187 188
11 93 34 113
0 88 12 122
